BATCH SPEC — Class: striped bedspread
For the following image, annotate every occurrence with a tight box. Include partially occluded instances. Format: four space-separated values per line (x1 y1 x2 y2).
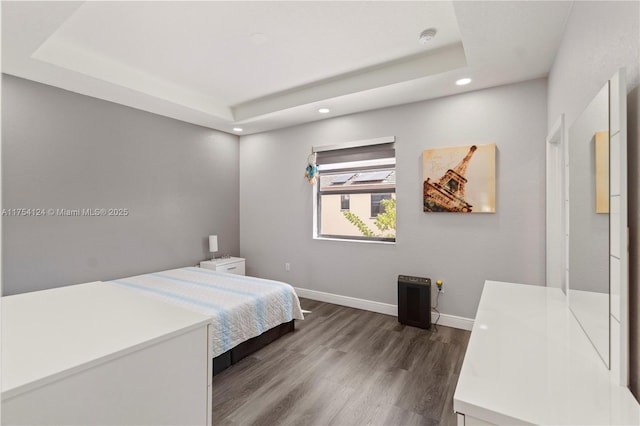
109 267 304 357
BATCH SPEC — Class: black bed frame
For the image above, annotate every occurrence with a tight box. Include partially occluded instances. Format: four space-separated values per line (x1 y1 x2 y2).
212 320 295 375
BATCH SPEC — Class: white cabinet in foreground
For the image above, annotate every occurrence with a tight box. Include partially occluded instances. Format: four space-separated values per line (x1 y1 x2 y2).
454 281 639 425
2 281 212 426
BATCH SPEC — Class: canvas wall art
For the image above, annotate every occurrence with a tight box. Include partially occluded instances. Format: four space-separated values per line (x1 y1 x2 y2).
422 143 496 213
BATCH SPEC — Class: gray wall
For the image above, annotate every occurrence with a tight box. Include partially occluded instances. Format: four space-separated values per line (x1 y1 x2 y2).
239 78 547 320
2 75 240 295
546 0 639 400
547 1 639 127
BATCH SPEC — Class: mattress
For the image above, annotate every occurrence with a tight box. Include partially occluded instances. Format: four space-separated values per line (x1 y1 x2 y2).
109 267 304 357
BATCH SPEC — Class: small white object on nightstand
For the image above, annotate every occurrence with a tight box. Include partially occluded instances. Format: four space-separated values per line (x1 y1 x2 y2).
200 257 245 276
208 235 218 260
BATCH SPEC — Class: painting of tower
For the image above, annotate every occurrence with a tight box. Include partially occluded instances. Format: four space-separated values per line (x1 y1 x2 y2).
422 143 496 213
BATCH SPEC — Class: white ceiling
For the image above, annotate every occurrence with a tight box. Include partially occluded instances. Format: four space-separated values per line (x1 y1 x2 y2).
2 1 573 135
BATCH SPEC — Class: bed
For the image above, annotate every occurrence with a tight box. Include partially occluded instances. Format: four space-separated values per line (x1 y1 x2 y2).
108 266 304 374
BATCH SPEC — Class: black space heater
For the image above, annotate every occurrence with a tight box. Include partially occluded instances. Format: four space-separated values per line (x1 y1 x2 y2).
397 275 431 329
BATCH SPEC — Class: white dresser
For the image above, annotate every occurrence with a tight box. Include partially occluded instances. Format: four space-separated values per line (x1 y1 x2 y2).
2 281 212 426
200 256 246 276
454 281 640 425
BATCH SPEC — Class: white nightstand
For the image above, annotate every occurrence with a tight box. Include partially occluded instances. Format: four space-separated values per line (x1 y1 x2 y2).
200 257 246 276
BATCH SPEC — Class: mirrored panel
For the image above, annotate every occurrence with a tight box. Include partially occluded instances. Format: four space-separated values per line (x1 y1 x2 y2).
568 83 609 366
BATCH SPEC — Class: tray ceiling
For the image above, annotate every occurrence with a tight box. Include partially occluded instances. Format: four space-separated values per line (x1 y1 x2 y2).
2 1 573 135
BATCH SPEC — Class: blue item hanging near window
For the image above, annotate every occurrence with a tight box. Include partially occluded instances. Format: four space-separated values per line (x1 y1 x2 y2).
305 153 318 184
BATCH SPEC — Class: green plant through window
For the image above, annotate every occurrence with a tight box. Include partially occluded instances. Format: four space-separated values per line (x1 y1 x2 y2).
315 139 395 243
342 197 396 238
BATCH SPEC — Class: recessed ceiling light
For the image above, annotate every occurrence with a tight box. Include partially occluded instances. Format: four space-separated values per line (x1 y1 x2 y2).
456 78 472 86
318 108 330 114
418 28 437 45
233 127 243 132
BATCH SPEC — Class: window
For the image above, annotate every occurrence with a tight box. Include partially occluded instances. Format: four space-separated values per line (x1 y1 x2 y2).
340 194 350 210
314 138 396 243
370 193 392 217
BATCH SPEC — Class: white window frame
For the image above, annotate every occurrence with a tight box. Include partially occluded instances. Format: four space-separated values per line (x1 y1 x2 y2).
311 137 396 244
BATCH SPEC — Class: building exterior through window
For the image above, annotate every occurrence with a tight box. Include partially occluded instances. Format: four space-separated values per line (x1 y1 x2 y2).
314 139 396 242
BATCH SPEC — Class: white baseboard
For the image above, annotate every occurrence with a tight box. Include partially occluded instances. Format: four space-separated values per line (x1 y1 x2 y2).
294 287 474 331
295 287 397 316
431 312 475 331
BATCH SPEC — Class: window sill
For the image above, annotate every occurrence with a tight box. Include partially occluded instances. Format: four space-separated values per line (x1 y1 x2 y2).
313 236 396 245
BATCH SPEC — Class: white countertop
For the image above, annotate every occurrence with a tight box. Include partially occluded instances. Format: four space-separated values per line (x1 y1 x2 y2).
453 280 640 425
2 281 211 399
568 288 610 365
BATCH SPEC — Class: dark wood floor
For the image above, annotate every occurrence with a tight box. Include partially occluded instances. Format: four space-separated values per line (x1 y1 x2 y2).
212 298 471 426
